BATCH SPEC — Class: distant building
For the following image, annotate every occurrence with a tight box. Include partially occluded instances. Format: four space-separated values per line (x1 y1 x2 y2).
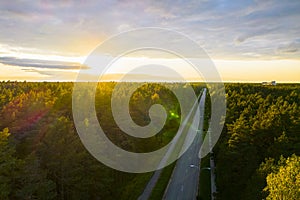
262 81 276 86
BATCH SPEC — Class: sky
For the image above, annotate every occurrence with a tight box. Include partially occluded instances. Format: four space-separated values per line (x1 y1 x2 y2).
0 0 299 82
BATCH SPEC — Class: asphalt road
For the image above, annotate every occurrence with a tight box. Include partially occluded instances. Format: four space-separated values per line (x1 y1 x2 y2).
138 89 204 200
163 88 206 200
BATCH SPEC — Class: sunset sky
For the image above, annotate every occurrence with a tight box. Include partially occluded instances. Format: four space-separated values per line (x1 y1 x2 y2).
0 0 299 82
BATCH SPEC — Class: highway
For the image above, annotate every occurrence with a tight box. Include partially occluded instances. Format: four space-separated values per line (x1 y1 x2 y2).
138 89 203 200
163 88 206 200
138 89 206 200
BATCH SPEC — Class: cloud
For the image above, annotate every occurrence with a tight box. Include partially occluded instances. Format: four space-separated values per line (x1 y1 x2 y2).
0 57 89 70
144 6 177 20
0 0 300 61
277 43 299 54
234 26 280 44
163 0 300 59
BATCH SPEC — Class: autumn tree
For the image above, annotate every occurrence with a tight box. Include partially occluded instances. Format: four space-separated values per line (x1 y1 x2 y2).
264 154 300 200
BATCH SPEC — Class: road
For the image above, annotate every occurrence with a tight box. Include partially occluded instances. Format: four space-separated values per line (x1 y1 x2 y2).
138 89 204 200
163 88 206 200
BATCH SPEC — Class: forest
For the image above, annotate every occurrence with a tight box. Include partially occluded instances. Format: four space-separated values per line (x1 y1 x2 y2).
0 81 299 199
214 83 300 199
0 81 203 200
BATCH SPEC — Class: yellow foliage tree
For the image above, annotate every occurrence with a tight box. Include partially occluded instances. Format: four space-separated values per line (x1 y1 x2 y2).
264 154 300 200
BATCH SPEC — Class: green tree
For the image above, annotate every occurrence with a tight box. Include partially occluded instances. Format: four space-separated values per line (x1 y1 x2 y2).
264 154 300 200
37 116 113 199
16 154 57 200
0 128 21 199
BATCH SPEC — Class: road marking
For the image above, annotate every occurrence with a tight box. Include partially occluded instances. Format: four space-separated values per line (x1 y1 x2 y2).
181 185 184 192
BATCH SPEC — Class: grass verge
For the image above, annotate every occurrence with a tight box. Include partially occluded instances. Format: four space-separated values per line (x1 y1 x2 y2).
148 162 176 200
120 172 153 200
198 155 211 200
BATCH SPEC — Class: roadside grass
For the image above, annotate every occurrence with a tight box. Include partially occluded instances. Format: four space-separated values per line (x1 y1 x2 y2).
149 162 176 200
148 107 194 200
198 155 211 200
198 124 211 200
120 172 153 200
148 129 177 200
